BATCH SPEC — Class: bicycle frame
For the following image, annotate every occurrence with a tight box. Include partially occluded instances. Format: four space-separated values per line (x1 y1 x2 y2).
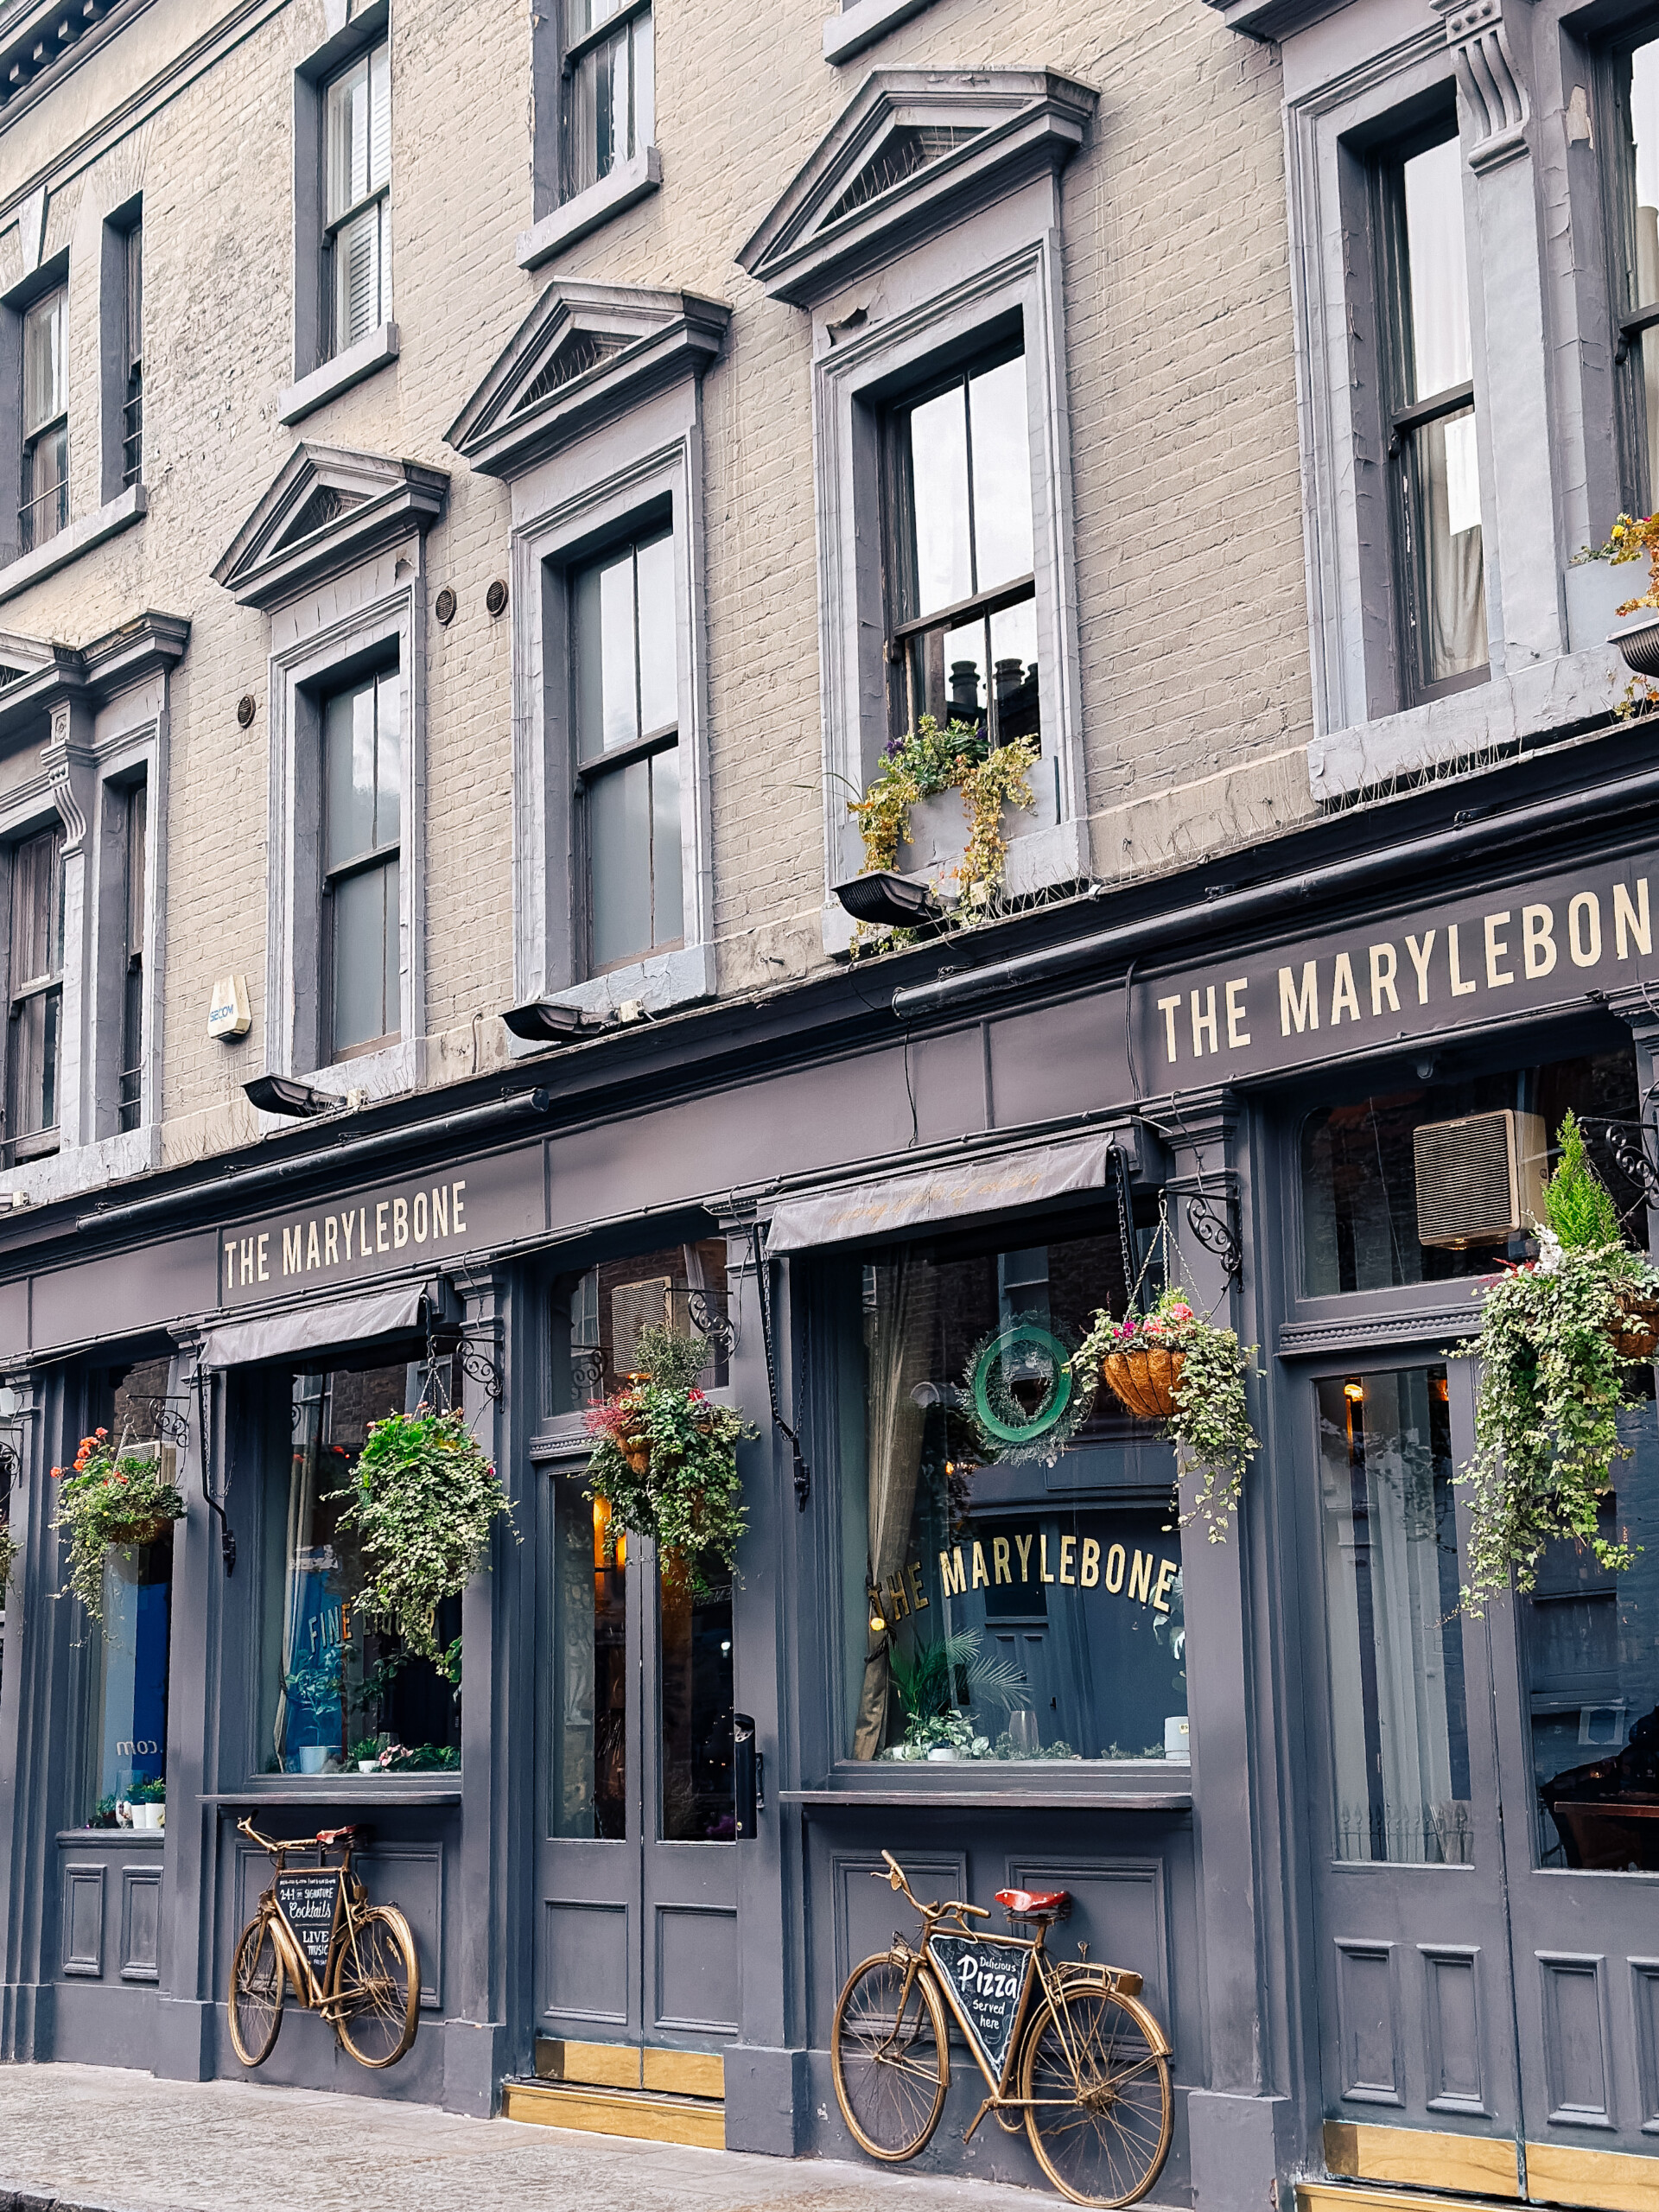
238 1820 367 2020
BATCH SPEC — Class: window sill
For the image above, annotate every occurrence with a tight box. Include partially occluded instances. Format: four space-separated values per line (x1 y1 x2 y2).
201 1783 461 1804
57 1827 165 1845
822 0 936 63
823 810 1086 957
0 1124 160 1208
0 485 145 607
784 1762 1192 1811
516 148 662 272
506 940 715 1057
277 321 400 427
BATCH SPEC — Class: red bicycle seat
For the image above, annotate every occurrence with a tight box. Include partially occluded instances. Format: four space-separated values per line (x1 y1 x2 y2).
315 1826 358 1845
995 1887 1071 1917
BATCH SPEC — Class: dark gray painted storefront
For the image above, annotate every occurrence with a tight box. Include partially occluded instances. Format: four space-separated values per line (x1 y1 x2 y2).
3 731 1658 2209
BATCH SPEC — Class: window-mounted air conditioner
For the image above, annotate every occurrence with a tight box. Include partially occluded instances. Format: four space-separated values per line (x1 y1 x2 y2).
1413 1109 1546 1249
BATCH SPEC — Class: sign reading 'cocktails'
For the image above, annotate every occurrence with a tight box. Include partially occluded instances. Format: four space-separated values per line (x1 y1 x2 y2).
274 1870 341 1977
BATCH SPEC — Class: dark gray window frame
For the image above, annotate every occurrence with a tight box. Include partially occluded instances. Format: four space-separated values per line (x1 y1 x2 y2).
523 0 661 268
289 0 393 393
1592 16 1659 515
316 654 402 1064
99 197 143 504
3 254 70 569
2 820 64 1166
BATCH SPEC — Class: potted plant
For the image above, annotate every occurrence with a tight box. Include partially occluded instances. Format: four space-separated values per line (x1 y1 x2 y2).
1459 1110 1658 1611
128 1777 166 1830
584 1325 755 1592
1072 1287 1260 1541
50 1429 186 1624
351 1736 382 1774
328 1403 514 1668
880 1627 1025 1760
283 1649 343 1772
846 715 1039 944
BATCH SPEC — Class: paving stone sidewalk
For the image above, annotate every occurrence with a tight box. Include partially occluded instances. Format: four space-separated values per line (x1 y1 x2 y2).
0 2064 1078 2212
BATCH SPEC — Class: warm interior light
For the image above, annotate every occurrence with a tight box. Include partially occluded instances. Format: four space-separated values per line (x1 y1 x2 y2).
614 1529 626 1570
593 1497 616 1570
1343 1379 1366 1403
867 1583 887 1635
1433 1376 1450 1402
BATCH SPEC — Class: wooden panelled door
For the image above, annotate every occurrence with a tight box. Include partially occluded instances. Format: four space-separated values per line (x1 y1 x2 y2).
534 1463 740 2062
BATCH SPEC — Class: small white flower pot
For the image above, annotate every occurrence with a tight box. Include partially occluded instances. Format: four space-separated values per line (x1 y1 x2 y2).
925 1747 959 1762
131 1802 164 1829
358 1761 378 1773
293 1746 328 1776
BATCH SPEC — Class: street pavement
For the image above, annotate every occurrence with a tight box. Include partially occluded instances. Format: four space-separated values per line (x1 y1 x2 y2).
0 2063 1103 2211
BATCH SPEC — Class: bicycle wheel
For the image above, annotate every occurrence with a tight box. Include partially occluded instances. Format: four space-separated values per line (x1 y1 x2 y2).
332 1905 419 2068
832 1952 949 2161
1020 1975 1173 2208
227 1915 285 2068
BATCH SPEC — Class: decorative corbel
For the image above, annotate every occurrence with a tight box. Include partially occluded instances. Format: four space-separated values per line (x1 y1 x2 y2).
1432 0 1531 174
41 698 98 856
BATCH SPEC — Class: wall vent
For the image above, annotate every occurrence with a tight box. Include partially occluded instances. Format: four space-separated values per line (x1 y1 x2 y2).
1414 1109 1546 1249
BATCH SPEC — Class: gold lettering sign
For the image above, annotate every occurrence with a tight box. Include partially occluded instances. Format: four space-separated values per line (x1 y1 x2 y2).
220 1176 471 1305
933 1537 1177 1614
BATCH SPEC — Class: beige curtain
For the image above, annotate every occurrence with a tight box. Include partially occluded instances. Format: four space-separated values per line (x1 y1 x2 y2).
853 1254 930 1759
275 1402 322 1764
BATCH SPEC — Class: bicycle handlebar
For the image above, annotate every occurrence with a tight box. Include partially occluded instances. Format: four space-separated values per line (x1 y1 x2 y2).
236 1815 359 1856
874 1848 989 1923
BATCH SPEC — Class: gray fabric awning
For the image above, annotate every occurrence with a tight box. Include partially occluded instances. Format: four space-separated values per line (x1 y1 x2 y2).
199 1280 433 1369
764 1135 1113 1254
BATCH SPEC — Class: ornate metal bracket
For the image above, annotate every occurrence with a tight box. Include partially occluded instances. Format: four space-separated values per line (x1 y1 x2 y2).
0 1430 21 1484
686 1286 737 1362
454 1339 505 1402
750 1224 811 1513
131 1395 191 1447
1184 1185 1243 1287
1576 1117 1659 1220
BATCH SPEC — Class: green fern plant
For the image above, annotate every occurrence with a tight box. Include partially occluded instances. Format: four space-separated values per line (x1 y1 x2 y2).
888 1626 1027 1727
1541 1110 1624 1250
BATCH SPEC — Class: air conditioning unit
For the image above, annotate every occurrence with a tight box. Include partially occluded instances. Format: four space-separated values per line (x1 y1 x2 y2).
1414 1109 1546 1249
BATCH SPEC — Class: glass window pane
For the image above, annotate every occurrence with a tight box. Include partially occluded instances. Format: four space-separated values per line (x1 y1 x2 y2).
988 594 1040 747
86 1364 176 1823
589 759 652 969
650 741 683 946
968 355 1035 592
262 1365 461 1776
942 616 988 737
661 1556 734 1840
1637 327 1659 497
333 202 384 350
632 8 653 149
22 289 65 434
332 861 392 1051
635 533 676 735
1527 1393 1659 1873
600 550 639 750
374 670 401 847
908 383 973 616
553 1467 627 1837
1631 41 1659 309
1412 406 1487 685
551 1240 730 1414
839 1226 1185 1766
325 681 378 868
1317 1368 1471 1866
325 55 367 221
383 855 400 1039
1402 137 1472 400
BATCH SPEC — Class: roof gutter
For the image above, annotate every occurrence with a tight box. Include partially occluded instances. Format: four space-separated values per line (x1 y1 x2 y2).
73 1088 552 1238
889 757 1659 1022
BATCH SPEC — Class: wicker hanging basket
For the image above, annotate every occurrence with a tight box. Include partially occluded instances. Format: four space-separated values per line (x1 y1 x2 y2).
1610 1292 1659 1362
105 1514 173 1548
1098 1342 1185 1423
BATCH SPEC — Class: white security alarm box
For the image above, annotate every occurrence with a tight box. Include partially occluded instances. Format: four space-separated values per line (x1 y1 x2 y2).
208 975 251 1039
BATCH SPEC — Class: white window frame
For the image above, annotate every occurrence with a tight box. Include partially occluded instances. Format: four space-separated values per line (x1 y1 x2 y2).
267 567 423 1101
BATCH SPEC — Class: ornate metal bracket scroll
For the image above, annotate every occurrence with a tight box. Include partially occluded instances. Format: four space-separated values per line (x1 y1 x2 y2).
749 1224 811 1513
1184 1182 1243 1288
686 1286 737 1363
1577 1116 1659 1225
131 1396 191 1447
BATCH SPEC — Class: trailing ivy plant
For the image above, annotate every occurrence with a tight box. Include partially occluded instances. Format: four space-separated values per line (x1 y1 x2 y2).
329 1408 515 1675
846 715 1038 949
51 1429 186 1624
1073 1288 1261 1542
1459 1110 1654 1611
584 1325 756 1592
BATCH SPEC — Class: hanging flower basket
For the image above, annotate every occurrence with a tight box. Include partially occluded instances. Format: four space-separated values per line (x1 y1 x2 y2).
1098 1340 1185 1422
1072 1287 1260 1542
51 1430 187 1624
1610 1289 1659 1361
584 1325 756 1592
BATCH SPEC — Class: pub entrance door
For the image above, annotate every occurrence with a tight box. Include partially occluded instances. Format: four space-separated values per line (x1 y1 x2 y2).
533 1463 740 2069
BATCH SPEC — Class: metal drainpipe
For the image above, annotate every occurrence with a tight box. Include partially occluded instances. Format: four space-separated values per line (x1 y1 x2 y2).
73 1088 554 1236
888 756 1659 1021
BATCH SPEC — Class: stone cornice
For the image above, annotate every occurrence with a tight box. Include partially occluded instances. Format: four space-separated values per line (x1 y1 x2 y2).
212 445 448 613
0 609 188 751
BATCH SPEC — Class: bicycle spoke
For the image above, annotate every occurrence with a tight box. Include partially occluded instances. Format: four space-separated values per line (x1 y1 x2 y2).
1022 1985 1172 2208
832 1956 947 2161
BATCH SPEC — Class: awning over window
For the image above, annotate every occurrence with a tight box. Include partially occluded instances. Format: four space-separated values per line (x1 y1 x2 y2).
764 1134 1114 1255
197 1280 435 1369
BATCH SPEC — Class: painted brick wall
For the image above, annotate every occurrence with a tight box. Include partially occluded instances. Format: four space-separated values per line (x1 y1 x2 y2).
0 0 1313 1180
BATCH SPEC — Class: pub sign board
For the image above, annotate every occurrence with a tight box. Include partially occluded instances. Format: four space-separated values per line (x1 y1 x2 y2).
929 1933 1036 2083
219 1142 546 1308
274 1870 342 1980
1135 850 1659 1085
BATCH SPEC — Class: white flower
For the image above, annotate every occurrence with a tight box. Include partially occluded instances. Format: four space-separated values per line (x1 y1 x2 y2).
1535 1227 1565 1274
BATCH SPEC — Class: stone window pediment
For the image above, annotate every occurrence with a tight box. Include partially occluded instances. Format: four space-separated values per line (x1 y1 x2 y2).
211 442 447 612
445 281 731 481
0 613 187 753
737 68 1096 309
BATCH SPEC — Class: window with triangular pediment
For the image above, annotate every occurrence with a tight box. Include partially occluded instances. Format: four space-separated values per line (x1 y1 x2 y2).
518 331 632 415
823 124 983 226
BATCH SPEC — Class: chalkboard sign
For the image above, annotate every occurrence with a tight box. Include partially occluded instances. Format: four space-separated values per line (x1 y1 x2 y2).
274 1871 342 1980
928 1934 1034 2083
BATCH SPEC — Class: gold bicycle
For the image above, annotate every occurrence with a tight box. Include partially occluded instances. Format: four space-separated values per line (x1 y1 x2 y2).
227 1818 419 2070
831 1849 1173 2208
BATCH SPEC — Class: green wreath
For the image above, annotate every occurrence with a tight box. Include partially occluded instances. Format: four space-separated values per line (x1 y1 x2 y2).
964 1314 1093 1464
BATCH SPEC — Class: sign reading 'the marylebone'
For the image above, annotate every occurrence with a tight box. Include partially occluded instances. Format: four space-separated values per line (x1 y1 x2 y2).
1137 851 1659 1084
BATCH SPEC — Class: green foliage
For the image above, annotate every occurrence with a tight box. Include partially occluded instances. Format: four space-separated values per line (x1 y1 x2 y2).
0 1524 19 1601
378 1742 460 1772
51 1433 185 1624
1460 1242 1648 1610
129 1777 166 1803
284 1649 343 1724
1542 1110 1624 1251
1072 1300 1260 1542
330 1408 516 1663
350 1738 382 1764
584 1325 756 1592
888 1626 1027 1759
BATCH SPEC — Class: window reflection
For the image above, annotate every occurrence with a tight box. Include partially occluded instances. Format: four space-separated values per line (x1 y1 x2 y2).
553 1470 626 1838
1529 1392 1659 1873
660 1555 734 1840
1618 39 1659 505
551 1239 729 1413
1317 1368 1471 1865
87 1359 175 1824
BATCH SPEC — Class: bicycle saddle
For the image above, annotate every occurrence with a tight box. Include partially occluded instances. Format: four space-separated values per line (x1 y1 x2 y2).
995 1886 1071 1920
315 1826 359 1845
